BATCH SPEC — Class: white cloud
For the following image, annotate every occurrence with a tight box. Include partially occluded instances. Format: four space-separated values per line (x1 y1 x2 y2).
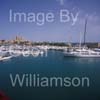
56 0 66 5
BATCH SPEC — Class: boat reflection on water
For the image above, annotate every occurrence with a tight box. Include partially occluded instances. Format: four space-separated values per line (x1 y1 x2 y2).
64 56 100 64
74 58 100 64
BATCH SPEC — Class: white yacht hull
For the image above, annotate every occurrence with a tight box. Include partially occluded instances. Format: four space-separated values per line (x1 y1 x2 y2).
64 52 100 58
0 56 12 61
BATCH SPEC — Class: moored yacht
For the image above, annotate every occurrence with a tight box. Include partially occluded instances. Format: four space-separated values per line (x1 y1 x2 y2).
64 19 100 58
0 55 12 61
64 47 100 58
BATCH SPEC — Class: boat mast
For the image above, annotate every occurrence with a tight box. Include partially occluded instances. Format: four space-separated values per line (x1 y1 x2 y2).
84 18 87 45
79 32 82 49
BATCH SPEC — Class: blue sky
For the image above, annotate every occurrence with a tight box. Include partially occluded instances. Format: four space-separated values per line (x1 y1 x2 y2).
0 0 100 42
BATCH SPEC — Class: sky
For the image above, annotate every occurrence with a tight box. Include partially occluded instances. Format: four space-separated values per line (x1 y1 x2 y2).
0 0 100 42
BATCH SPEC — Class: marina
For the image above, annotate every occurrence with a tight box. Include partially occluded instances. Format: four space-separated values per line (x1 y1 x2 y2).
0 45 47 61
0 43 100 61
0 0 100 100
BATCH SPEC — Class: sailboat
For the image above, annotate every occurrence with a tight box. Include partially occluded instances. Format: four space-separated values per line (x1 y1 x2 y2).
64 19 100 58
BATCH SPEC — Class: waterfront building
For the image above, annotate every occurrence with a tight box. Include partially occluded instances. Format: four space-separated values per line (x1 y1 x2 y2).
98 43 100 48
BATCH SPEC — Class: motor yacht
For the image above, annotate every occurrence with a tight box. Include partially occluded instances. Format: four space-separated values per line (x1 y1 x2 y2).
64 19 100 58
0 55 12 61
64 47 100 58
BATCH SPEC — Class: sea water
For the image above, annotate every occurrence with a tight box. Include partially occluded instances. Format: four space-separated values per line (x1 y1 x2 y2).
0 50 100 100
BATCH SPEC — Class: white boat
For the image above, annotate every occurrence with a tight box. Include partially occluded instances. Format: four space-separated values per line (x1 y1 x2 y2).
31 50 40 57
0 45 46 59
9 49 21 57
94 48 100 52
22 49 30 57
64 19 100 58
64 48 100 58
0 56 12 61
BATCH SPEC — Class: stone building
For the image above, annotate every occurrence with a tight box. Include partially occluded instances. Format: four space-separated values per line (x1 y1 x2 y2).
98 43 100 48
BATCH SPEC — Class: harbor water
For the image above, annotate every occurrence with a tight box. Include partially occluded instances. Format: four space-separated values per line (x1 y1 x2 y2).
0 50 100 100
